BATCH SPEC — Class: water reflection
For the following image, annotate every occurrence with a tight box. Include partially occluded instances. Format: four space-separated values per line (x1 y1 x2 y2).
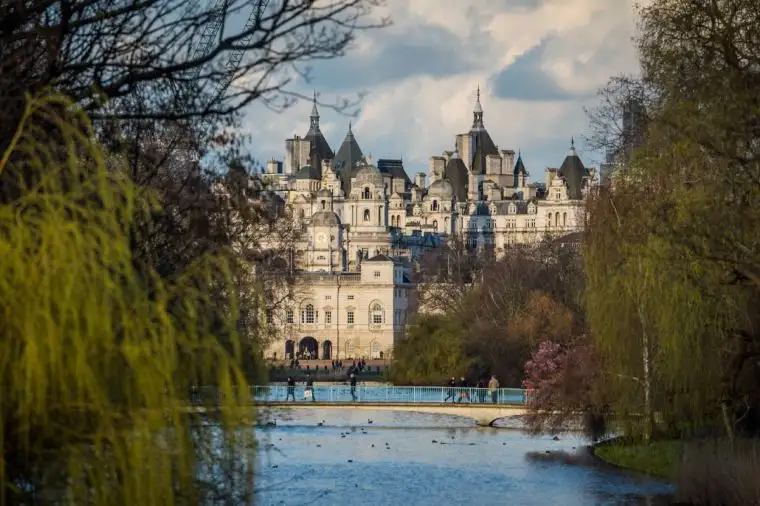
255 408 674 506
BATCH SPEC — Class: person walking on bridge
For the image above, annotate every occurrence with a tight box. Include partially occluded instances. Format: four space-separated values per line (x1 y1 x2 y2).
488 375 499 404
286 376 296 402
444 377 456 403
305 374 315 402
349 373 357 402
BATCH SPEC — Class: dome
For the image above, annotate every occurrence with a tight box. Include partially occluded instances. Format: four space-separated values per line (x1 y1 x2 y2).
427 178 454 200
353 163 384 187
311 210 341 227
316 188 332 197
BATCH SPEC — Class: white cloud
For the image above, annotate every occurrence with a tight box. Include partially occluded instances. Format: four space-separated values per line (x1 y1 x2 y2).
241 0 642 174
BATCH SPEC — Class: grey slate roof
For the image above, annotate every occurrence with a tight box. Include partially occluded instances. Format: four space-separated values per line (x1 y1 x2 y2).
377 159 411 186
558 140 588 200
333 123 364 194
294 165 320 180
444 157 468 201
304 97 334 178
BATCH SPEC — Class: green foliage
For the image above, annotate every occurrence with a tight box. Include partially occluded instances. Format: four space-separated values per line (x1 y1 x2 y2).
0 93 255 504
389 314 469 385
594 439 686 479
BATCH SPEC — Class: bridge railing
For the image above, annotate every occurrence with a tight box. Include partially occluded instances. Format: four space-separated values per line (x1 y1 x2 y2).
189 386 527 405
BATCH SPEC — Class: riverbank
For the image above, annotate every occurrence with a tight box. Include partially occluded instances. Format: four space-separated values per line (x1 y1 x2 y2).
592 438 686 479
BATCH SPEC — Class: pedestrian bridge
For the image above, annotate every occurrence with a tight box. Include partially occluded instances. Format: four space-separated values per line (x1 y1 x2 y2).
191 385 529 427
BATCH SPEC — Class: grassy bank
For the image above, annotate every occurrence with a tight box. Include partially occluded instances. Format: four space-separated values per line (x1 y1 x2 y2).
593 439 686 479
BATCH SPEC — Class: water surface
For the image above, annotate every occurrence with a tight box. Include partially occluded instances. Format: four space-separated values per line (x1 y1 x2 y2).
255 408 674 506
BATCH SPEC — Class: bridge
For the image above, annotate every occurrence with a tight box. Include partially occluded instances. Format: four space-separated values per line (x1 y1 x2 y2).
191 385 529 427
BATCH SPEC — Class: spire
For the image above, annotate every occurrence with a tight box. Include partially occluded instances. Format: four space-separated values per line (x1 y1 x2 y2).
310 91 319 129
472 84 484 130
566 136 578 157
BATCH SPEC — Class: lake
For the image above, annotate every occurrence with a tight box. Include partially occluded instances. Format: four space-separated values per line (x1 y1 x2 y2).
254 407 675 506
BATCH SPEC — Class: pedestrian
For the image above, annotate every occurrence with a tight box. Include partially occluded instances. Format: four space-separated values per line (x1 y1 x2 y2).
457 376 469 403
349 373 357 401
305 373 315 402
286 376 296 402
488 375 499 404
444 377 456 403
476 378 486 404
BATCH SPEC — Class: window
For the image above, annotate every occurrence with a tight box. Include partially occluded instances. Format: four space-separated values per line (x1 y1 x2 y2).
325 295 331 300
432 200 438 211
432 220 438 229
347 295 354 300
286 309 294 323
563 212 567 227
371 303 383 324
325 311 332 324
363 209 370 222
371 342 381 354
301 304 315 324
373 271 381 278
347 311 355 325
363 187 370 199
321 200 326 210
299 209 305 219
317 255 326 260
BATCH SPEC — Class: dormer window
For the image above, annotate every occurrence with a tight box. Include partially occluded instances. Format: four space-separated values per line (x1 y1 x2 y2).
363 187 371 199
321 200 326 210
528 203 536 214
508 203 517 214
432 200 438 211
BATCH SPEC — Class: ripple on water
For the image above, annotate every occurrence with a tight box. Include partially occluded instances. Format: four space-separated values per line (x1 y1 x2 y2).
254 408 675 506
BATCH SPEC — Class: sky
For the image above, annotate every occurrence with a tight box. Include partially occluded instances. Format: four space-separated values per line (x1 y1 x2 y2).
239 0 643 178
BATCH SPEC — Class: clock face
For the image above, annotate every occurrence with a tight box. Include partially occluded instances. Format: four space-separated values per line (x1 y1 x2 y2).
317 233 327 243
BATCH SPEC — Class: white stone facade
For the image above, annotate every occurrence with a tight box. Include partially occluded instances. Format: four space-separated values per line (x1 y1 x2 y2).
254 89 596 360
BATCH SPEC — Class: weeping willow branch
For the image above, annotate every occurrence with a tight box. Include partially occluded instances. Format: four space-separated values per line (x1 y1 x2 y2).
0 92 257 504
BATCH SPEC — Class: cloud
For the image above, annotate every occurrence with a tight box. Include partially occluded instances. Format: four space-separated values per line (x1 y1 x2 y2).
240 0 642 176
491 38 588 102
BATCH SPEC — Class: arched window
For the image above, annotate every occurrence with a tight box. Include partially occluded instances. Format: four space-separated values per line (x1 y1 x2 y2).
363 209 371 222
299 209 305 219
301 304 315 324
370 303 384 324
554 212 560 227
432 220 438 230
432 200 438 211
321 200 326 210
363 187 370 199
562 212 567 227
286 309 294 323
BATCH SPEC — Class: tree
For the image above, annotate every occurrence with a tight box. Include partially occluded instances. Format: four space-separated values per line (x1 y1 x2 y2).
0 92 254 504
583 0 760 439
389 314 469 385
522 337 607 439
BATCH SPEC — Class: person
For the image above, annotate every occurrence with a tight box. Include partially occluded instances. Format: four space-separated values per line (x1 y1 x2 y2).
349 373 357 402
286 376 296 402
457 376 469 403
305 373 315 401
488 375 500 404
476 378 486 404
444 377 456 403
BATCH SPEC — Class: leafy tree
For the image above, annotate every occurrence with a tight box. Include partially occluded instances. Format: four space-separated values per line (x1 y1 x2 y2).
389 314 469 385
0 92 254 504
522 338 607 439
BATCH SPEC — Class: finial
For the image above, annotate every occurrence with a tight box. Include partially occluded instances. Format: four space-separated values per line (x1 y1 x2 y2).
571 136 575 148
310 91 319 119
348 121 352 133
477 84 480 101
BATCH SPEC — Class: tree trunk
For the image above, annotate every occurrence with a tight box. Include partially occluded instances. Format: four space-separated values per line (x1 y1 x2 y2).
720 400 734 440
638 303 653 444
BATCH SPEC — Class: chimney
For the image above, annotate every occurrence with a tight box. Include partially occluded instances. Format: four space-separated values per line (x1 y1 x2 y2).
415 172 426 189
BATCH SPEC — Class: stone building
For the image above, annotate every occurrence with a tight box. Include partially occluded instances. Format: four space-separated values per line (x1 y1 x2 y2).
254 88 596 360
